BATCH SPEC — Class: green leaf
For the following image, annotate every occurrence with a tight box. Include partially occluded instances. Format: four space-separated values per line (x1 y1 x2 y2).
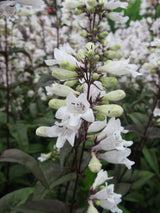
0 187 34 213
131 170 154 189
0 149 49 189
124 192 144 202
8 123 29 151
35 74 55 90
9 47 32 62
142 147 159 174
41 172 76 199
147 127 160 139
128 112 148 131
13 199 69 213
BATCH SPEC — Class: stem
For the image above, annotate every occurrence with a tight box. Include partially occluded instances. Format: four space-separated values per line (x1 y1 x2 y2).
4 17 10 193
54 0 60 48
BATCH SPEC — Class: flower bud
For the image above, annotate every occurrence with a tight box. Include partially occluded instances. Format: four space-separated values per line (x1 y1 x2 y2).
87 201 99 213
102 90 126 102
64 79 78 87
99 31 108 39
88 50 94 58
48 99 66 110
80 31 88 38
77 49 86 61
87 0 97 7
104 51 122 59
92 73 99 80
95 113 106 121
36 126 50 137
76 84 84 92
88 152 102 173
110 44 121 51
45 83 79 97
61 60 76 71
52 68 77 80
100 77 118 88
74 9 83 15
94 104 124 117
85 42 95 51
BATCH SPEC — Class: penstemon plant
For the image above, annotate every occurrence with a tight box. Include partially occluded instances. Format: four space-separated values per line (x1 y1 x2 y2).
35 1 141 212
0 1 143 213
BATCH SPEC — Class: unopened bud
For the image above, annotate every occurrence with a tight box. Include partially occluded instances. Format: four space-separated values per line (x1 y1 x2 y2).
52 68 77 80
36 126 50 137
110 44 121 51
94 104 124 117
87 0 97 7
88 50 94 58
104 50 122 59
74 9 83 15
99 31 108 39
64 79 78 87
102 90 126 102
92 73 99 80
48 99 66 110
77 49 86 61
45 83 79 97
100 77 118 88
95 113 106 121
80 31 88 38
61 60 76 71
88 152 102 173
87 201 99 213
85 42 95 51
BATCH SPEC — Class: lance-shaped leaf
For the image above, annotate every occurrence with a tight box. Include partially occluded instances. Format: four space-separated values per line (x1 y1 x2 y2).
0 187 34 213
13 199 69 213
0 149 49 189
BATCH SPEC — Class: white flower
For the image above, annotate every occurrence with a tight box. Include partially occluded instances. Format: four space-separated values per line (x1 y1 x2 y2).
90 183 122 213
93 135 133 152
46 122 79 148
0 1 16 17
107 12 129 24
16 0 44 7
104 0 128 10
83 81 105 102
92 169 113 190
97 117 128 141
98 59 141 78
56 93 95 127
88 119 106 133
45 48 83 67
38 152 52 162
153 107 160 117
99 148 135 169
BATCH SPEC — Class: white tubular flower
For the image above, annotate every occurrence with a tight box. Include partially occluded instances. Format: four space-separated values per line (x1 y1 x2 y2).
16 0 44 7
83 81 105 102
104 0 128 10
92 135 133 152
0 1 16 17
88 119 106 133
45 83 79 97
90 183 122 213
87 201 99 213
56 93 95 127
107 12 129 24
46 122 79 149
92 169 113 190
153 107 160 117
38 152 52 162
99 148 135 169
97 117 128 141
62 0 80 9
98 59 141 78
